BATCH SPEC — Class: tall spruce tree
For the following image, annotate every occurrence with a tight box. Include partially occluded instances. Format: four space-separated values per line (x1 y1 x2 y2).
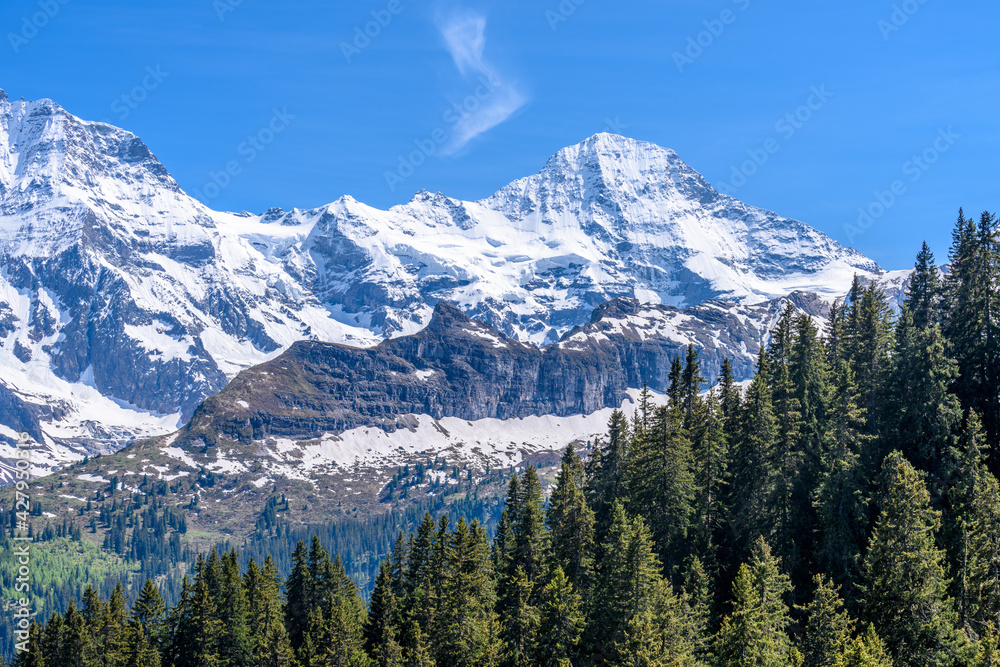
587 410 631 539
435 519 498 667
861 451 962 667
946 210 1000 464
689 391 728 578
546 445 596 597
626 403 694 570
813 361 871 598
728 354 778 566
946 411 1000 640
535 566 584 667
715 537 799 667
244 556 295 667
799 575 852 667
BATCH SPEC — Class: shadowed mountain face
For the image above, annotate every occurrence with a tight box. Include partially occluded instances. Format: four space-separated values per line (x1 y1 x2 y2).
180 294 826 446
0 89 881 473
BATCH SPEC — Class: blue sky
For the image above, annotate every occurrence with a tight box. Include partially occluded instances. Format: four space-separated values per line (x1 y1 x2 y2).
0 0 996 270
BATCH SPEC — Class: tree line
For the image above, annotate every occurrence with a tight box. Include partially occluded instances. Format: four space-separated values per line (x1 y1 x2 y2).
13 209 1000 665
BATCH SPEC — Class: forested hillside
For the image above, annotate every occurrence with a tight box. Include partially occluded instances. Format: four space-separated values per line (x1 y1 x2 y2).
11 209 1000 666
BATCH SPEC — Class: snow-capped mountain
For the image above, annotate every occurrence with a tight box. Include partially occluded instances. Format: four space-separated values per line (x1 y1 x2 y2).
0 89 884 473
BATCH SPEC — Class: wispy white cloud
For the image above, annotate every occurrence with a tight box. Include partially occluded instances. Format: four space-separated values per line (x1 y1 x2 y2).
436 8 527 155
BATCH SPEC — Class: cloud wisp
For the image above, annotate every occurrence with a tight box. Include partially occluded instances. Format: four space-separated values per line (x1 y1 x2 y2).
436 9 526 155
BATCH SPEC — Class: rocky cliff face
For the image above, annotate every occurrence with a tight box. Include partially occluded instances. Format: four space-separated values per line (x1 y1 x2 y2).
179 295 825 447
0 89 885 474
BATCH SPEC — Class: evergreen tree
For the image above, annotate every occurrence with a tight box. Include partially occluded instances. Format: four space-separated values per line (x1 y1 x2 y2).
715 537 798 667
861 451 962 667
587 410 630 538
591 502 692 665
245 556 295 666
499 566 538 667
947 411 1000 640
974 623 1000 667
535 567 584 667
404 622 435 667
717 358 742 439
728 355 778 565
130 579 166 650
910 241 943 330
689 392 728 579
366 560 403 666
832 626 893 667
285 540 312 651
844 279 894 437
813 361 871 597
60 601 89 667
434 519 498 667
799 575 852 667
219 550 252 667
18 622 47 667
681 345 706 427
626 404 694 570
546 445 596 597
123 623 161 667
946 210 1000 462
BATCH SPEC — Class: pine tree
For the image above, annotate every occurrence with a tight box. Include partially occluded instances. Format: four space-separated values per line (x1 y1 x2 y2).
535 567 584 667
499 566 538 667
131 579 167 649
885 244 960 483
715 537 798 667
18 622 47 667
946 210 1000 463
832 625 893 667
689 392 728 579
404 622 435 667
513 467 546 586
799 575 852 667
860 451 961 667
785 313 832 583
681 345 706 427
219 550 252 667
626 404 694 570
367 560 404 667
434 519 498 667
974 623 1000 667
947 411 1000 640
728 354 778 565
591 502 684 664
124 622 162 667
844 280 894 437
910 241 943 330
813 361 871 596
285 540 312 651
546 445 596 597
60 601 90 667
245 556 295 666
587 410 630 538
